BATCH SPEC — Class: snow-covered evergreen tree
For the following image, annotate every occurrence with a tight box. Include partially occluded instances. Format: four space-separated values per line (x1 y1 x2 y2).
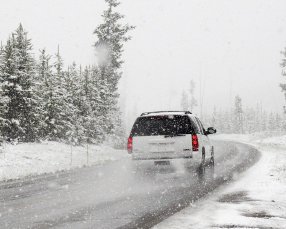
189 80 198 111
211 107 217 127
93 0 134 142
280 47 286 130
62 63 84 144
85 66 107 143
280 47 286 107
180 91 189 110
54 46 63 79
36 49 71 140
0 25 39 141
268 112 275 131
79 66 94 143
0 40 8 135
234 95 244 134
36 49 53 138
51 48 73 140
245 108 256 133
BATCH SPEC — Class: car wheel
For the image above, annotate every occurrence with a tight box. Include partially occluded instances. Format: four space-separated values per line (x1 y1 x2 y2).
210 146 215 165
201 148 206 166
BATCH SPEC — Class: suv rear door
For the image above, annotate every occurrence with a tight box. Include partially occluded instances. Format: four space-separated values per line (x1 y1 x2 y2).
130 115 196 157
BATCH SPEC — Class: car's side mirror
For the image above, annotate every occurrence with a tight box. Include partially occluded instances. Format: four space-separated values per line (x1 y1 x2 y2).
206 127 216 135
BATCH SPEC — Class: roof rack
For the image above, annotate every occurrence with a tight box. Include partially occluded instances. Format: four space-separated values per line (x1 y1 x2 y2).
140 111 192 116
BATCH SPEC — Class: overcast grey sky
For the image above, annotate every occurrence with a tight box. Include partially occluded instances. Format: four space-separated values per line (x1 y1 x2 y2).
1 0 286 123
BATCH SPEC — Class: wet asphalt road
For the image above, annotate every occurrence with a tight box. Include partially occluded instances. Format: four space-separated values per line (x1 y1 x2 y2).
0 141 260 229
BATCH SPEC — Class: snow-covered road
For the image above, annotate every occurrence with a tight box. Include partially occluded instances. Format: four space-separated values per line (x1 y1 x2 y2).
0 141 259 228
154 134 286 229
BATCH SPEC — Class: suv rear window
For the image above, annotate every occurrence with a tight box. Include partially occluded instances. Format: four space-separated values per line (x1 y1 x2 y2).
130 115 196 136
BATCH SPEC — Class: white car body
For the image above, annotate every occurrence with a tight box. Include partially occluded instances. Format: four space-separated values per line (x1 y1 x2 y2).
128 111 216 163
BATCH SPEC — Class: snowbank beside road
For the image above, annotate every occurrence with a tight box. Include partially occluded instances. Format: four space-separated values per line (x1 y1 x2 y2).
0 141 128 182
212 132 286 150
211 131 286 144
256 135 286 149
154 134 286 229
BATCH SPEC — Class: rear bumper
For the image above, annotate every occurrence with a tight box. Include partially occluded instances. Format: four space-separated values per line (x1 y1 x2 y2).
132 151 194 160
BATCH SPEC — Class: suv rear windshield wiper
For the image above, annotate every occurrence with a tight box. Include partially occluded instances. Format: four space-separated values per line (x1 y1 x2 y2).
164 134 186 138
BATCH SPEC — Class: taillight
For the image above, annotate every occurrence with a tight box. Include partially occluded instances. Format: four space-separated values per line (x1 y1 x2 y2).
192 134 199 151
127 136 133 154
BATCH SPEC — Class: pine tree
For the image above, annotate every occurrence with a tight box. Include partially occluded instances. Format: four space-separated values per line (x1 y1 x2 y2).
246 108 256 133
54 46 63 79
0 41 9 135
36 49 53 137
268 112 275 131
181 91 189 110
61 63 86 144
93 0 134 142
0 25 39 141
36 49 69 140
86 66 107 143
51 47 73 140
234 95 243 134
80 66 93 143
280 48 286 105
280 47 286 123
275 113 282 131
35 47 78 142
211 107 217 127
189 80 198 111
0 36 20 140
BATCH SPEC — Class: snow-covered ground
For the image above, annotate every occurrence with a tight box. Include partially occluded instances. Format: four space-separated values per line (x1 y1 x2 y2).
0 141 128 182
154 133 286 229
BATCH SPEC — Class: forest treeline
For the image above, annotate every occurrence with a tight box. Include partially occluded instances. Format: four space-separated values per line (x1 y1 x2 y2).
204 97 286 134
0 0 134 146
181 83 286 134
211 46 286 134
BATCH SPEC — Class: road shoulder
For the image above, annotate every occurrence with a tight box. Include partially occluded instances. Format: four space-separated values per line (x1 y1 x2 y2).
0 141 128 182
154 135 286 229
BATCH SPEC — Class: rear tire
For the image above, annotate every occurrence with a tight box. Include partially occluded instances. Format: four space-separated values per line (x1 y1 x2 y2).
201 148 206 166
210 146 215 166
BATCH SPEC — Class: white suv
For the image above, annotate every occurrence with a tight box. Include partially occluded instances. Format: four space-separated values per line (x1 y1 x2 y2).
127 111 216 164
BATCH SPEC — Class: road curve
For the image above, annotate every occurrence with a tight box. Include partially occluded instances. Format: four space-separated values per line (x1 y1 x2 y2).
0 141 260 229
